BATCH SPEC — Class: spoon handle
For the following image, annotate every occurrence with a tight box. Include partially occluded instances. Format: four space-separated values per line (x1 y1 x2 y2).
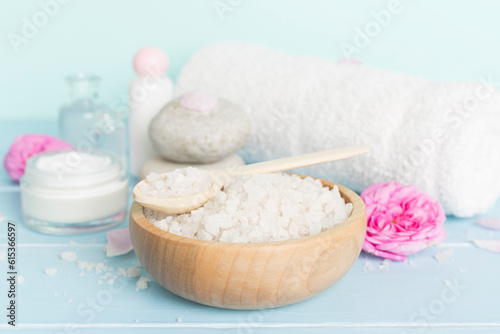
234 146 369 176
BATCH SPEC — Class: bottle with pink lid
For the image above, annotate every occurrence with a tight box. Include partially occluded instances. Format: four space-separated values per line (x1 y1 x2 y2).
128 47 174 176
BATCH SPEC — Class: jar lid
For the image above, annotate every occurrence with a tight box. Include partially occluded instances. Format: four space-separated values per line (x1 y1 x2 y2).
23 149 124 189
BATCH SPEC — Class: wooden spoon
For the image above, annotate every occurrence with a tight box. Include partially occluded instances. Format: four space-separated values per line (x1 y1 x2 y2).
133 146 369 215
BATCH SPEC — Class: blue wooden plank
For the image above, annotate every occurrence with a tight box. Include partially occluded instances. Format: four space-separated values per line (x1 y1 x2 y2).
1 237 499 328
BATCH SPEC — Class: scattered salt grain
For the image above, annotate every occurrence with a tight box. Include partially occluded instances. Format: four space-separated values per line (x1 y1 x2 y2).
77 261 91 270
136 276 152 291
116 267 126 276
95 263 108 273
16 276 24 284
97 280 103 285
362 256 376 272
444 280 452 286
177 317 183 323
458 268 467 273
404 259 416 266
378 259 390 271
61 251 77 262
145 173 353 243
45 268 57 276
106 279 115 285
100 272 117 281
69 240 77 246
434 249 454 264
67 299 72 304
140 167 214 198
127 267 141 278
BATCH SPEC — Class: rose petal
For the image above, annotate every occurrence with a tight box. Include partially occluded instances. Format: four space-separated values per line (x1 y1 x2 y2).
476 218 500 231
375 241 428 255
472 240 500 253
106 228 133 257
363 240 406 261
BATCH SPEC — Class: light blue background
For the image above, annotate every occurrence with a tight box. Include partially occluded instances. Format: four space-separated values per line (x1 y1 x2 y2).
1 0 499 121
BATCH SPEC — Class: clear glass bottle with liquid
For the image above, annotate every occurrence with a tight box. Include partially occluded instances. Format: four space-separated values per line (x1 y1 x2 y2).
59 73 127 167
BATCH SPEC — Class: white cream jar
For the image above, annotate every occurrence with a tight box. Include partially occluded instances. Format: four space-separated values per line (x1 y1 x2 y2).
20 149 128 234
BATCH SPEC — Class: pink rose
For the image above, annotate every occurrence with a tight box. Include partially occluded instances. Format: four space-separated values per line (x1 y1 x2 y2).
3 134 72 182
361 181 447 261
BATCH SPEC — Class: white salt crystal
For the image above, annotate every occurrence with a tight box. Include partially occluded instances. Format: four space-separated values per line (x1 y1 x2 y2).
435 249 454 264
106 279 114 285
140 167 214 198
116 267 126 276
379 259 391 271
61 251 77 262
100 273 117 281
177 317 183 323
136 276 152 291
67 299 72 304
77 261 93 270
127 267 141 278
145 173 353 243
404 259 416 266
16 275 24 284
95 263 108 273
363 256 376 272
45 268 57 276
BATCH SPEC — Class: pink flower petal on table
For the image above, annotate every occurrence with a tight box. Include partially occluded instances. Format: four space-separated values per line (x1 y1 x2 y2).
106 228 133 257
476 218 500 230
472 240 500 253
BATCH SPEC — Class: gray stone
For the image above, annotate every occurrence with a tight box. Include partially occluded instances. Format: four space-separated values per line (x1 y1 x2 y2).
149 96 250 163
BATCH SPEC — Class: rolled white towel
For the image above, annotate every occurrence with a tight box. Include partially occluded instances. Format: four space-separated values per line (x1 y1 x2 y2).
176 42 500 217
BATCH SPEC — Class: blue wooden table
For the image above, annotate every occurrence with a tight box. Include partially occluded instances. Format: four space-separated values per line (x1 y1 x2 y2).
1 120 499 333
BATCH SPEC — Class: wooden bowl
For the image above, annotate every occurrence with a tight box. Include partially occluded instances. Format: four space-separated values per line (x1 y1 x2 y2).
129 176 367 310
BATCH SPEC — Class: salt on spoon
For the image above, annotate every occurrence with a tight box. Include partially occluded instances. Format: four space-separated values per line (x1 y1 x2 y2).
133 146 370 215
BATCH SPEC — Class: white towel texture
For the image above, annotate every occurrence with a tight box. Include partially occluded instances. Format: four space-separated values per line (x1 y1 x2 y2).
176 43 500 217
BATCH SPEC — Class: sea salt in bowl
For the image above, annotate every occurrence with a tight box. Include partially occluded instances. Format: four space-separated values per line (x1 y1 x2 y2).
129 175 366 310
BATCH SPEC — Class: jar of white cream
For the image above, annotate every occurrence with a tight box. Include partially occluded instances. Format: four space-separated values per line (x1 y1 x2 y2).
20 149 129 234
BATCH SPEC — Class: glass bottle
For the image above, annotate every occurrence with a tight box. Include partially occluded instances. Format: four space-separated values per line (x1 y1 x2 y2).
58 73 127 167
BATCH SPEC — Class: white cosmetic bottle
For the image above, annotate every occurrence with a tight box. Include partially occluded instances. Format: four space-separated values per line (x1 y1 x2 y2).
128 47 173 176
